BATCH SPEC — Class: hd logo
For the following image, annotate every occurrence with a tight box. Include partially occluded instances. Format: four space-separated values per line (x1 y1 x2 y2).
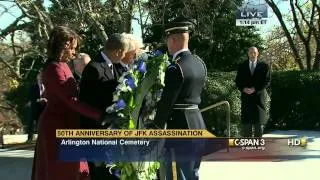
287 137 308 147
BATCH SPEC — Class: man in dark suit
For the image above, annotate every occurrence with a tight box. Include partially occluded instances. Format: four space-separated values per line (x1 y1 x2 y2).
152 17 207 180
26 72 47 143
235 47 270 137
79 33 129 180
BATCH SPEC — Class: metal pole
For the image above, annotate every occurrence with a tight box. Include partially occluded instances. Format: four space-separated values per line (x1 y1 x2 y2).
200 101 231 152
200 101 231 137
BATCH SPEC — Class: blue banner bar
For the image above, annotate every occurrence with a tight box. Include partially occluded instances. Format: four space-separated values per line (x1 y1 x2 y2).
58 138 227 162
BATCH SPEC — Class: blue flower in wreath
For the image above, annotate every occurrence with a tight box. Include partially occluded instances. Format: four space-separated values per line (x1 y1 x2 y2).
114 169 121 178
125 75 137 90
115 99 126 110
105 159 113 166
153 50 163 57
138 61 147 74
138 52 149 62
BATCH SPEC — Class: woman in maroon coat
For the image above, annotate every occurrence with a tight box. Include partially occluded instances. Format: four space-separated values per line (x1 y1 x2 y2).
32 26 102 180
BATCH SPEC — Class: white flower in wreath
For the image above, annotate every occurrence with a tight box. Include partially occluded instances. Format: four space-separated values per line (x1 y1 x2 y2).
113 93 120 102
126 86 133 92
133 64 138 70
116 79 129 92
159 71 165 86
118 113 125 118
136 162 159 180
118 71 131 83
155 89 163 101
144 92 153 107
147 111 156 121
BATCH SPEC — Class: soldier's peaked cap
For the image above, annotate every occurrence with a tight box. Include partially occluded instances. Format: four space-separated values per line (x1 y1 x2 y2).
164 16 194 36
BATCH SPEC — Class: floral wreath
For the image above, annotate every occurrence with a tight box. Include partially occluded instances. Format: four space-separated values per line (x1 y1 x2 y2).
102 50 170 180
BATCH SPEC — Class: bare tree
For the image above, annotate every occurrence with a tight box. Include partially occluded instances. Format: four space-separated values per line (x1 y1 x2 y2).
0 0 142 122
0 0 142 80
265 0 320 70
261 27 300 71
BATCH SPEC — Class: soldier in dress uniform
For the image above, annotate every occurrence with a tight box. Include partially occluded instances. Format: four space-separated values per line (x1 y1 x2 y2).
152 17 207 180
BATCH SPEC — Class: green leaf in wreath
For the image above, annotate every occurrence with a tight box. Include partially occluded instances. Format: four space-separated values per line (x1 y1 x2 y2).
120 174 126 180
128 117 135 129
128 94 134 108
125 164 133 176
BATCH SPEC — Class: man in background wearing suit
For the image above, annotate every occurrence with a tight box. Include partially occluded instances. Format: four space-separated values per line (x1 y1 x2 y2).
26 72 47 143
235 47 270 137
79 33 129 180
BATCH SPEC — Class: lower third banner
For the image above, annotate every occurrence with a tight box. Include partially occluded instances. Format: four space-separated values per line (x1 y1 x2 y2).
58 138 226 162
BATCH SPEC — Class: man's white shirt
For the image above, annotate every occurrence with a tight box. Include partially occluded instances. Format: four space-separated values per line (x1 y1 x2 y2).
101 51 114 74
249 59 257 74
119 61 129 70
172 48 189 61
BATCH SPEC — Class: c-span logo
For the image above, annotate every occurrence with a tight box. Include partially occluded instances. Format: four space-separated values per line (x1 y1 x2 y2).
229 138 265 151
288 137 307 147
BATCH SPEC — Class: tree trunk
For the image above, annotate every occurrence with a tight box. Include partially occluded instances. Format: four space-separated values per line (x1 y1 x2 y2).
306 44 312 70
311 0 320 70
123 0 135 33
290 0 313 70
266 0 305 70
312 40 320 70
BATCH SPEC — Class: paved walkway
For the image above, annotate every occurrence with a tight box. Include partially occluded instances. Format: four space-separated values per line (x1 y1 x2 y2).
0 130 319 180
0 146 34 180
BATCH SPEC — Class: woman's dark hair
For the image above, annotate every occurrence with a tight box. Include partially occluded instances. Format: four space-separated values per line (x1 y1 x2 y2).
46 26 80 64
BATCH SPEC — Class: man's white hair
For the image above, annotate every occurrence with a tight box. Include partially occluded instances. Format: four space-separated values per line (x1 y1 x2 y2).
248 46 259 52
121 33 144 52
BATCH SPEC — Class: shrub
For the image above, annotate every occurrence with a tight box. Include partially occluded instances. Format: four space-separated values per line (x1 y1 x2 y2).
267 71 320 131
201 70 320 137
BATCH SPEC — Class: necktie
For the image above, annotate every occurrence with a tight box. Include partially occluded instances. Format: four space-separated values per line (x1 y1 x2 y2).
250 62 255 75
110 64 115 77
111 64 119 79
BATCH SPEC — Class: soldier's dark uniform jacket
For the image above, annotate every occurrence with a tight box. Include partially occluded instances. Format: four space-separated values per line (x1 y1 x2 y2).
154 50 207 130
152 16 207 180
